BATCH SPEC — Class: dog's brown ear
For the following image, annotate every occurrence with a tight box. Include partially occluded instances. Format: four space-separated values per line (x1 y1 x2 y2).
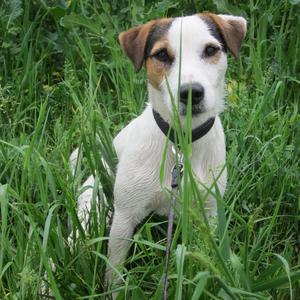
204 13 247 58
119 21 156 72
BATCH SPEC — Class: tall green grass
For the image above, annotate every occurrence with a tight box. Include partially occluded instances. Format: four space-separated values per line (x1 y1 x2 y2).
0 0 299 299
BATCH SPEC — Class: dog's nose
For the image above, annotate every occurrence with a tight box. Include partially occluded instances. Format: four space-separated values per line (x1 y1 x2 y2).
180 83 205 105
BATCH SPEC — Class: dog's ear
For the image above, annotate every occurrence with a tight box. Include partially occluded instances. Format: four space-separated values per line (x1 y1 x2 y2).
119 21 156 72
204 13 247 58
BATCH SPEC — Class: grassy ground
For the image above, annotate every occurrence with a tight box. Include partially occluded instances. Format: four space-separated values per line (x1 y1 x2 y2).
0 0 300 299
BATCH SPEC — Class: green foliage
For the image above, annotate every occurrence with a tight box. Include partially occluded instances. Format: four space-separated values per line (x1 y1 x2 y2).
0 0 300 299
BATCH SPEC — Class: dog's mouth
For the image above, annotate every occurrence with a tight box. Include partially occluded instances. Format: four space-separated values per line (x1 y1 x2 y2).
179 103 205 116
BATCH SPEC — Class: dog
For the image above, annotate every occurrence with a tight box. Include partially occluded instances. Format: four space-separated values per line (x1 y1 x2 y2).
71 12 246 292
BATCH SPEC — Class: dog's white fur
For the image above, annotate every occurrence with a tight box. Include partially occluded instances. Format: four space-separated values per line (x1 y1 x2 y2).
70 13 246 290
151 17 226 127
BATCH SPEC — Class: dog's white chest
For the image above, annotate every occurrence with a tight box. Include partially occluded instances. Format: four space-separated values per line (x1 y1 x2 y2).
113 107 226 219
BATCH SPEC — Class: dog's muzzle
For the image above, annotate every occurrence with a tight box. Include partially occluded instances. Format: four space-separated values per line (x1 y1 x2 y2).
180 83 205 115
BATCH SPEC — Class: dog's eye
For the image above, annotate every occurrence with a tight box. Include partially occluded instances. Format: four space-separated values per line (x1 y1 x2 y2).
204 45 219 57
153 48 172 64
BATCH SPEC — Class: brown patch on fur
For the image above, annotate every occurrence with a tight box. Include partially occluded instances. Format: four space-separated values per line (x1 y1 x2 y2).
119 21 156 72
146 38 174 90
208 50 221 64
146 57 170 90
150 38 169 55
200 13 246 58
119 18 172 72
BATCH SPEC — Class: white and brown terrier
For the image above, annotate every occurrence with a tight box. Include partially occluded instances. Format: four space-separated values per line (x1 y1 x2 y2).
71 12 246 289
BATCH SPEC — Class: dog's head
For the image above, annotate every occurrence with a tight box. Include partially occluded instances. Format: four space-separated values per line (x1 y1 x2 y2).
119 14 247 127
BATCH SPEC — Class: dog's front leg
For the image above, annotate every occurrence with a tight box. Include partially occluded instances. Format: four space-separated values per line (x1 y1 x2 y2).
105 209 136 287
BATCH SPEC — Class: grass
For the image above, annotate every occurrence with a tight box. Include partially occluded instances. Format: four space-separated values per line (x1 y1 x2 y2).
0 0 300 299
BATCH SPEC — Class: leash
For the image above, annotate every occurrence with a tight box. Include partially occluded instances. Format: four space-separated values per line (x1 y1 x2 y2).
163 146 183 300
152 109 215 299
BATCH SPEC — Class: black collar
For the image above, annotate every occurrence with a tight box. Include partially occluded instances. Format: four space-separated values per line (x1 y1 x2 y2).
152 109 215 144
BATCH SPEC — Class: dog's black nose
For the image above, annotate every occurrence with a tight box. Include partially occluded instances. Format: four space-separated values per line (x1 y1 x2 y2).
180 83 205 105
